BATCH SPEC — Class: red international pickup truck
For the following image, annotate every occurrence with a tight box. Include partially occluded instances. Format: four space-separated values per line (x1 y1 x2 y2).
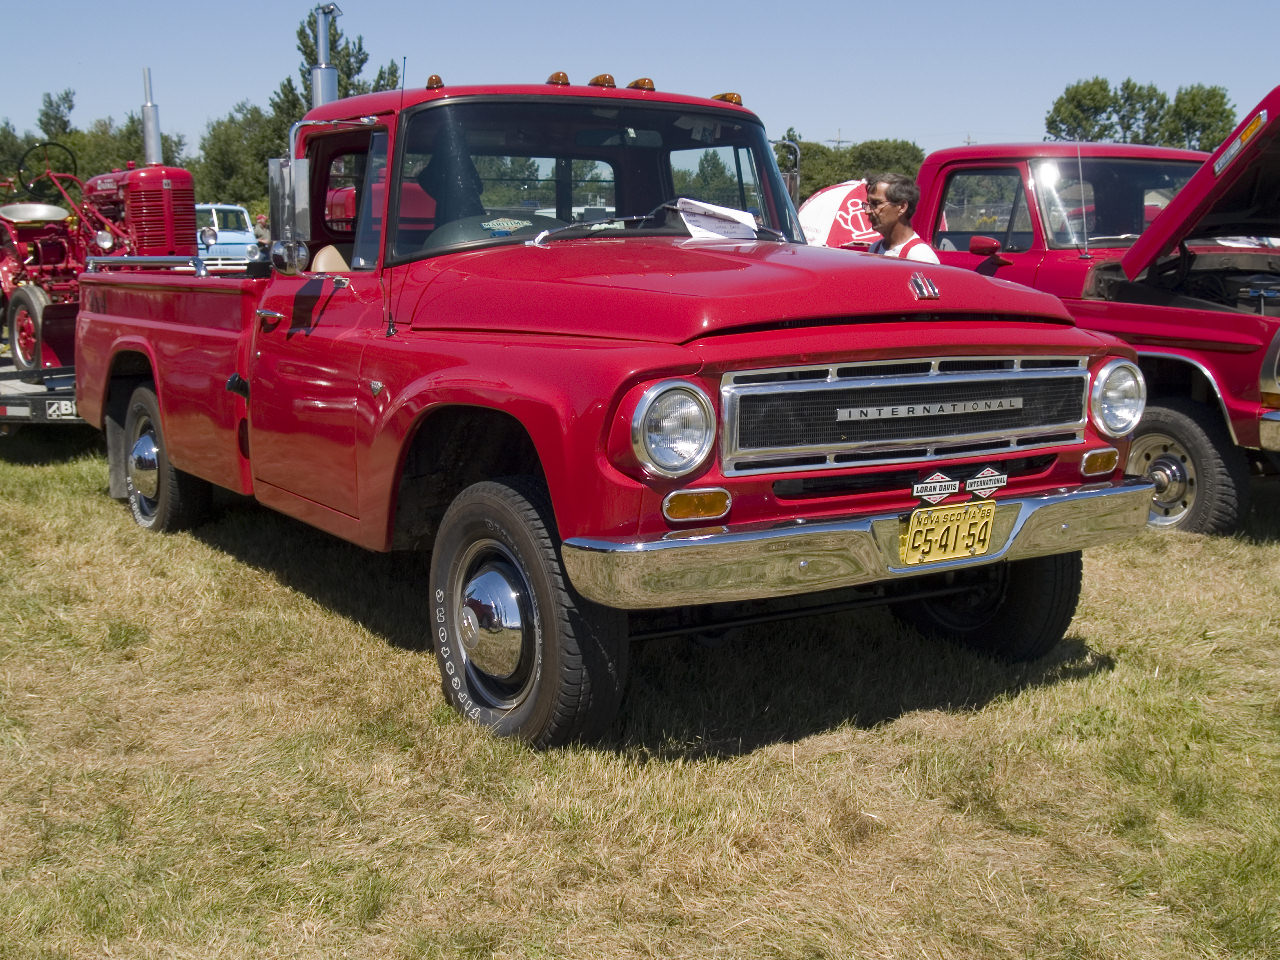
915 85 1280 534
75 76 1152 745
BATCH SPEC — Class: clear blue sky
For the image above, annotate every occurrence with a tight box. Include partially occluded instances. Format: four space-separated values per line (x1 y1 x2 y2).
3 0 1275 163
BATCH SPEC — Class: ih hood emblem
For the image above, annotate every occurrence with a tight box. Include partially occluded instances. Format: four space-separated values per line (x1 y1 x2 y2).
909 273 940 299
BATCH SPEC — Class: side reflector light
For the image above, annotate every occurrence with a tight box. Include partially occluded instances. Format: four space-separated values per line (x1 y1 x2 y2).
663 488 731 522
1082 448 1120 477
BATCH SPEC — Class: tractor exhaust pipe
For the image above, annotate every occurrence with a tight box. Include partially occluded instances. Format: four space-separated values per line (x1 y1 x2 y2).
311 3 342 109
141 68 163 165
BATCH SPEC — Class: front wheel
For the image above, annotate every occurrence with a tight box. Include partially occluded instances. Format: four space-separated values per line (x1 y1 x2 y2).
892 552 1083 661
1128 399 1250 534
428 477 628 747
6 285 49 378
122 384 212 532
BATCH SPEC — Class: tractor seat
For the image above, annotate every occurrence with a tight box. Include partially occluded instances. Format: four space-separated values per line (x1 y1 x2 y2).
0 203 71 223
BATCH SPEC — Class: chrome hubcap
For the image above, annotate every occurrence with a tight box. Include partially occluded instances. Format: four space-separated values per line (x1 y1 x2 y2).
128 428 160 501
459 556 529 681
1131 431 1194 526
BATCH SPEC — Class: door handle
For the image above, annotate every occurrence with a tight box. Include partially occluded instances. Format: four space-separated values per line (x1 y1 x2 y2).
256 308 284 330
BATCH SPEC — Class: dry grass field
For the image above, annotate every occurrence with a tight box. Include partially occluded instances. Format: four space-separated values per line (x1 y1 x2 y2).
1 425 1278 959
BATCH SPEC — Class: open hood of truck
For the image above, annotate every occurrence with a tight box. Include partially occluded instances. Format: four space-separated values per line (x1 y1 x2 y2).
1123 85 1280 280
402 237 1075 343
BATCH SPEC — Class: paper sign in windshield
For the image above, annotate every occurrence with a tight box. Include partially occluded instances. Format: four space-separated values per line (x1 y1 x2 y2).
676 198 759 240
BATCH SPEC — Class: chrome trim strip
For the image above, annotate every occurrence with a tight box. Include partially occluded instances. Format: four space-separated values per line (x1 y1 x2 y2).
1260 328 1280 401
86 255 210 278
562 478 1154 609
1259 411 1280 451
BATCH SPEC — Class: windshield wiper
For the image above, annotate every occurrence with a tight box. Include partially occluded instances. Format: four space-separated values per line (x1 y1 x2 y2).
526 213 664 247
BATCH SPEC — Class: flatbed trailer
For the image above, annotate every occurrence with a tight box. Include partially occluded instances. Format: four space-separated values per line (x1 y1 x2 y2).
0 364 82 433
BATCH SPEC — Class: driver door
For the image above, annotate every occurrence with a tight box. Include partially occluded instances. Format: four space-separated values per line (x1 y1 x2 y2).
928 164 1044 288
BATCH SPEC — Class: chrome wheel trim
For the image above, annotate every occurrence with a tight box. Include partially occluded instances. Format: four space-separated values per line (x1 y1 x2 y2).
455 540 536 707
12 307 37 367
127 419 161 511
1130 430 1194 526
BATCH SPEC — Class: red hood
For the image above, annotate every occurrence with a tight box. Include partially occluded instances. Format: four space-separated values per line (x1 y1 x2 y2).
1123 84 1280 279
401 237 1075 343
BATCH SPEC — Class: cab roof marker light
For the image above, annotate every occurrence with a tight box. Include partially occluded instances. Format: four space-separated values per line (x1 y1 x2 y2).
589 74 616 88
627 78 655 91
546 71 570 86
712 92 743 105
425 74 444 89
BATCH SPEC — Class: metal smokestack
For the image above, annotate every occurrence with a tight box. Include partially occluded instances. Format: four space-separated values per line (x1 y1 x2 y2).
141 68 163 164
310 3 342 109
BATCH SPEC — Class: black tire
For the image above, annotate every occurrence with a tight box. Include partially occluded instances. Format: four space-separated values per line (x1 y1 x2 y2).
121 384 212 532
1127 398 1251 534
892 552 1082 661
428 477 628 747
6 285 48 378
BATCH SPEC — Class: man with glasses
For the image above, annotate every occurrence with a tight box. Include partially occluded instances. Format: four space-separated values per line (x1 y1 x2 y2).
864 172 939 263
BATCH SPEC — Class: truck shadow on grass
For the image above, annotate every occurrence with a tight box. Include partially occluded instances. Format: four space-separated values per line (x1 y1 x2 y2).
193 494 1114 758
1242 477 1280 542
0 425 103 465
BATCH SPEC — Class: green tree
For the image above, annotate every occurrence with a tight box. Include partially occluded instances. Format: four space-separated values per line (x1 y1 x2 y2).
1045 77 1236 150
775 130 924 204
1162 84 1237 151
848 139 924 180
1045 77 1117 141
37 89 76 140
1114 79 1168 144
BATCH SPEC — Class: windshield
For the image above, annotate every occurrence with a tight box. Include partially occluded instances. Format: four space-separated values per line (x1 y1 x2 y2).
389 98 801 260
1031 157 1199 248
216 208 250 232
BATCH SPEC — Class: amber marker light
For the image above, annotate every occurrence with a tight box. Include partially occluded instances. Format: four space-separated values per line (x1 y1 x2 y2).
425 75 444 89
546 71 570 86
663 488 731 523
627 77 655 91
712 92 743 105
589 74 616 88
1263 392 1280 408
1081 447 1120 477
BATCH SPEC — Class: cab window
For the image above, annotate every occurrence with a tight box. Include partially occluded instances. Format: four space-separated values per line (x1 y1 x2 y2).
934 168 1034 253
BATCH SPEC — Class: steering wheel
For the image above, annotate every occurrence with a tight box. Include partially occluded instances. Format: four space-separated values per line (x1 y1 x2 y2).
421 213 566 251
18 142 78 202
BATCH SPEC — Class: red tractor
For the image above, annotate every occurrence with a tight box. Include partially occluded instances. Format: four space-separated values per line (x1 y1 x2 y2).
1 142 196 379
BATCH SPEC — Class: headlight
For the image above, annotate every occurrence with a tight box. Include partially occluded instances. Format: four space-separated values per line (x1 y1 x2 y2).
631 380 716 478
246 244 264 262
94 230 114 251
199 226 218 248
1090 359 1146 437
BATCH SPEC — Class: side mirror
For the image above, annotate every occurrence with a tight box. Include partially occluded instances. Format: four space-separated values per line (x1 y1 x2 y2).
270 239 309 276
969 235 1002 256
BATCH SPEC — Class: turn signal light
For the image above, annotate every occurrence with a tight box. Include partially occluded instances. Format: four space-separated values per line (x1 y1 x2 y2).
1262 391 1280 408
663 488 731 522
425 74 444 89
1081 447 1120 477
627 77 655 91
546 71 570 86
712 92 743 105
589 74 616 88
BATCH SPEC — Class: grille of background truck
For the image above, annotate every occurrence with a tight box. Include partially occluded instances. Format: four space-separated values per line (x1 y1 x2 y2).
721 357 1089 475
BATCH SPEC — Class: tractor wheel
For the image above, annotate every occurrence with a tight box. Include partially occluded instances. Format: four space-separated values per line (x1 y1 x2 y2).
6 286 49 381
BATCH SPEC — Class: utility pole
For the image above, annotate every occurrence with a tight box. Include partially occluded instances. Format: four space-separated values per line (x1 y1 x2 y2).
825 129 851 149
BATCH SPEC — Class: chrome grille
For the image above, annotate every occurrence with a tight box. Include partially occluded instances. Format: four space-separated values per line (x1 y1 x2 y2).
721 356 1088 475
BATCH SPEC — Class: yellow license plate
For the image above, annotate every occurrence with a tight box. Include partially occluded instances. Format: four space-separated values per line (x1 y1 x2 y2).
900 500 996 566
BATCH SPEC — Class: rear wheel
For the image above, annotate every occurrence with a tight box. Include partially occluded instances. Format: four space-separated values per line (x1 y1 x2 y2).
892 552 1082 661
6 285 48 377
122 384 211 531
1128 398 1250 534
428 477 628 746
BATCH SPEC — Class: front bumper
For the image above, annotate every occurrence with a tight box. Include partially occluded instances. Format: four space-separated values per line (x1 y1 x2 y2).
562 478 1154 609
1259 411 1280 451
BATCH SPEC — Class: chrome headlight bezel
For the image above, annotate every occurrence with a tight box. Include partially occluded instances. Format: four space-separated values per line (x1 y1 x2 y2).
631 380 717 479
1090 359 1147 438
